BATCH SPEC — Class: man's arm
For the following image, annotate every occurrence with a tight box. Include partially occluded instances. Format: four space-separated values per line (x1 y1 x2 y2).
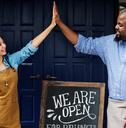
54 2 78 45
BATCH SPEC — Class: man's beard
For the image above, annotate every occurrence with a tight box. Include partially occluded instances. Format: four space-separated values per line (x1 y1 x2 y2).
115 34 126 41
115 33 121 41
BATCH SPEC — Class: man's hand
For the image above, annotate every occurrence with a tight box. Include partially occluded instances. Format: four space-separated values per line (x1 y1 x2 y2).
52 1 78 44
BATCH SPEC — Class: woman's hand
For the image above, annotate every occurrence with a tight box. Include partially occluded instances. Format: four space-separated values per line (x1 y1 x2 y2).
53 1 61 25
50 1 57 27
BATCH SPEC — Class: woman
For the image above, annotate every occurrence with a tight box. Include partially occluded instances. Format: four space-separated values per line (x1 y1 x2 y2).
0 2 56 128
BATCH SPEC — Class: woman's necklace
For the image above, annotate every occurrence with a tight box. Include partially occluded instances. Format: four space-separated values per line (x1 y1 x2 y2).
4 81 8 86
0 64 8 87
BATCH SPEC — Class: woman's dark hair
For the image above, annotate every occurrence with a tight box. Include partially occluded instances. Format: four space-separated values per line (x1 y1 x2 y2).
0 34 7 44
0 34 14 70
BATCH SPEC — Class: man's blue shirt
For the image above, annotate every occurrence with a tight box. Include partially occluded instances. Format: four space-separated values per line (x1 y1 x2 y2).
75 34 126 100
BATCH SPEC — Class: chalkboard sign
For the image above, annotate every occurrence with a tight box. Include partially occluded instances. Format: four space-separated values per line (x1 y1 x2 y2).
39 80 105 128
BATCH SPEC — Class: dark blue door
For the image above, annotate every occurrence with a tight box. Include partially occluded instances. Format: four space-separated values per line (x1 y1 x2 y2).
0 0 118 128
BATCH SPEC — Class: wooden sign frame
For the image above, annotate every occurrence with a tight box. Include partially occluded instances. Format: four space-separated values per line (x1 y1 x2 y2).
39 80 105 128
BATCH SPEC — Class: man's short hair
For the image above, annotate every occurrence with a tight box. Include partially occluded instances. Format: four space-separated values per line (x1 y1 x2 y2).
120 8 126 15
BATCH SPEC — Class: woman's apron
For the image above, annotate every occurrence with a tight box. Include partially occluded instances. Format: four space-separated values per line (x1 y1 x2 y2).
0 68 21 128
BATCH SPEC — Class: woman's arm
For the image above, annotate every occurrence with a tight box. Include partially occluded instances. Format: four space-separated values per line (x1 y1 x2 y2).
32 2 56 48
6 2 56 69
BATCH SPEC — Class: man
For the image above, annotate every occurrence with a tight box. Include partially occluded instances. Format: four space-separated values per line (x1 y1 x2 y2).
53 2 126 128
